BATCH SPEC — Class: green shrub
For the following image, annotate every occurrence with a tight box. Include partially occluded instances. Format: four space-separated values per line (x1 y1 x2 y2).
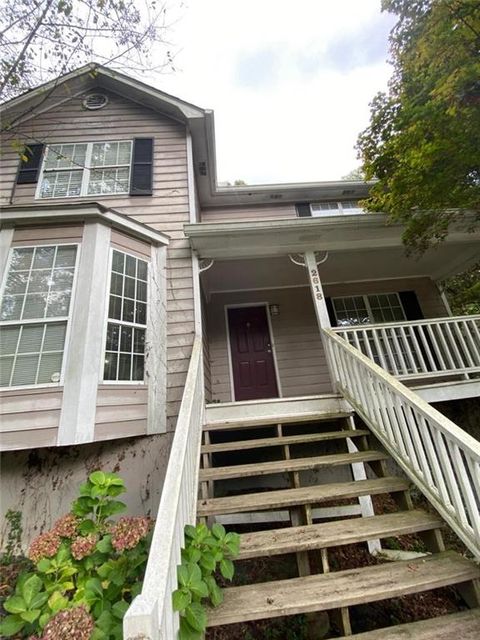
173 522 240 639
0 471 152 639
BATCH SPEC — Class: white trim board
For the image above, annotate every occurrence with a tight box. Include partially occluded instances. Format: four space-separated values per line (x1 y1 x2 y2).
224 302 283 403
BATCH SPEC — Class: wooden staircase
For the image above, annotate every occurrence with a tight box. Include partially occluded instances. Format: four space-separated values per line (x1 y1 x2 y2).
199 409 480 638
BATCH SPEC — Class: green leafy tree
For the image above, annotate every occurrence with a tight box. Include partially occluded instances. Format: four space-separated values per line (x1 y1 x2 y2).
442 262 480 315
0 0 176 102
357 0 480 253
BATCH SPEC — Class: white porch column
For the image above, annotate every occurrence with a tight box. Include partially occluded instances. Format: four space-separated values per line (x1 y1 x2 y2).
304 252 381 553
304 251 337 390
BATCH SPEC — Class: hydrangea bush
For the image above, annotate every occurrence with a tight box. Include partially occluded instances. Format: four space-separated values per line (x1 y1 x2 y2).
0 471 153 639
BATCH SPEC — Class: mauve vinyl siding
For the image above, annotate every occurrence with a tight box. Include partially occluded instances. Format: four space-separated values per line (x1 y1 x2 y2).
0 89 193 431
201 204 297 222
205 277 449 402
324 277 448 319
207 288 332 403
0 389 62 451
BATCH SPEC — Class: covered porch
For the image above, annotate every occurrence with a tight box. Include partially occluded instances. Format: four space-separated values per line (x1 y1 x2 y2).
185 214 480 406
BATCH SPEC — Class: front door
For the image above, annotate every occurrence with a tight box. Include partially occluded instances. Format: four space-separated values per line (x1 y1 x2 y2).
227 306 279 401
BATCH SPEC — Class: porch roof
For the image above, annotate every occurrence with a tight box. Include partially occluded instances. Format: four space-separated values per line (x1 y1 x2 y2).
185 213 479 280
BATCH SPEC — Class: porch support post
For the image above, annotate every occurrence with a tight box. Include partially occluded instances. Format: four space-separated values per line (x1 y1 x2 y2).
304 251 337 391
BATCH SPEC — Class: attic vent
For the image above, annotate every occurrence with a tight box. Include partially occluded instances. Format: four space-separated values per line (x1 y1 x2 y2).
83 93 109 110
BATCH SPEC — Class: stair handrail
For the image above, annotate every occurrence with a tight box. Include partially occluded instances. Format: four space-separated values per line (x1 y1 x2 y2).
124 335 204 639
322 327 480 559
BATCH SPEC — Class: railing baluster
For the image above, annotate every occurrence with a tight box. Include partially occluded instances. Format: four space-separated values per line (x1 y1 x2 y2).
322 328 480 559
451 321 475 368
407 325 427 371
448 441 480 539
462 320 480 365
390 327 409 375
435 322 457 370
399 326 417 373
380 328 399 375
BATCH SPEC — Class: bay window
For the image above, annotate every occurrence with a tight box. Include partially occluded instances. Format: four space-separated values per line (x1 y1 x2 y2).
0 245 77 387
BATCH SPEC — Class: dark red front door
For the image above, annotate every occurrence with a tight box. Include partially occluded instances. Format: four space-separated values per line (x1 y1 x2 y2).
228 306 279 401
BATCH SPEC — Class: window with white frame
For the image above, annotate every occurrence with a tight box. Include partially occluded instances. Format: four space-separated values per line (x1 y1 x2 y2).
38 141 132 199
103 249 148 382
332 293 406 326
0 245 77 387
310 201 364 216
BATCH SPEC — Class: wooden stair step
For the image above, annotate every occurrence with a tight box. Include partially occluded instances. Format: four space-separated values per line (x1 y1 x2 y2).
206 551 480 627
197 476 409 516
336 609 480 639
204 410 352 431
201 428 370 454
237 510 444 559
200 450 388 482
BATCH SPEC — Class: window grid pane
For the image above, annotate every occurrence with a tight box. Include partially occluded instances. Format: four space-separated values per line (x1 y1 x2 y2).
1 246 76 322
0 244 77 388
0 322 67 387
39 141 131 199
104 250 148 382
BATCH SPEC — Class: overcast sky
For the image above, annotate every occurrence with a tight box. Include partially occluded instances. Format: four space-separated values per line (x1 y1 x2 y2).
155 0 396 185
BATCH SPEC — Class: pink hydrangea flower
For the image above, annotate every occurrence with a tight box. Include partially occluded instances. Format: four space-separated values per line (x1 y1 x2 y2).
71 534 98 561
52 513 79 539
110 516 152 552
28 531 61 564
40 606 94 640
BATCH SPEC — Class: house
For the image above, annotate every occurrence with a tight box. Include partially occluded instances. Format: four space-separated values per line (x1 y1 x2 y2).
1 64 479 638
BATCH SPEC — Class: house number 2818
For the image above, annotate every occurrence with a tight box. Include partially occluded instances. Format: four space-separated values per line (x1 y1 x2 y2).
310 268 323 301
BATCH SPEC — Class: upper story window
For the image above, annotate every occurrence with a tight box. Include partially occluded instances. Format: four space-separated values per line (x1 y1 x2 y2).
0 245 78 387
310 201 364 216
37 141 133 199
103 249 148 382
332 293 406 326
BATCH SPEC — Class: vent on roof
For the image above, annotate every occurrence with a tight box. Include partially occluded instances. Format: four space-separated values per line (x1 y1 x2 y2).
83 93 109 110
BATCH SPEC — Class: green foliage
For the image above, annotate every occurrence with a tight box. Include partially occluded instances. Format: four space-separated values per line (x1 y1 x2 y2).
0 0 176 102
173 522 240 640
441 262 480 316
0 471 152 639
357 0 480 253
1 509 23 565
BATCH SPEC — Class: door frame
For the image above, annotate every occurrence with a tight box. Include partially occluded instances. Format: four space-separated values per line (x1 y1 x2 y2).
224 302 283 402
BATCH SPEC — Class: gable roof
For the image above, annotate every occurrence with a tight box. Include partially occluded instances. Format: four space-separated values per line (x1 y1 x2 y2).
1 63 373 207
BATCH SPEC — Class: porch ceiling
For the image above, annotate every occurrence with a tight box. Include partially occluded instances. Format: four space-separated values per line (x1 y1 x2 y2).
186 214 479 280
201 243 477 294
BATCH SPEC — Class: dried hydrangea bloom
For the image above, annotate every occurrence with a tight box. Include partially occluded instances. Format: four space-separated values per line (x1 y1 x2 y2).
52 513 79 539
28 531 61 564
71 534 98 561
110 516 152 552
41 606 94 640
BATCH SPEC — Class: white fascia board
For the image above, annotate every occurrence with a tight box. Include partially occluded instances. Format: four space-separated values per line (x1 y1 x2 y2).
1 204 169 246
1 63 206 124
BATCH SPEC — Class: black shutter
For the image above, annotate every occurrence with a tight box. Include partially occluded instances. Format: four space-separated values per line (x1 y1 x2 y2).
399 291 424 320
296 203 311 217
16 144 44 184
130 138 153 196
325 297 337 326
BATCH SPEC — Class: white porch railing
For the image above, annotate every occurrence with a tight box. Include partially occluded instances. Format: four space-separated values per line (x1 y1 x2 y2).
333 315 480 380
124 335 204 640
323 328 480 560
